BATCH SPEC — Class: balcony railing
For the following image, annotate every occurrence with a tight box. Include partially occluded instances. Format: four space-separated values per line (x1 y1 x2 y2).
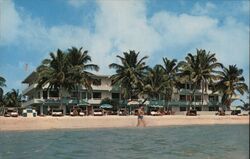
91 85 112 91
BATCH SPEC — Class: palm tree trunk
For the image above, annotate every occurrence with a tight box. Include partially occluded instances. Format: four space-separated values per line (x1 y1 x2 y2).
201 81 204 105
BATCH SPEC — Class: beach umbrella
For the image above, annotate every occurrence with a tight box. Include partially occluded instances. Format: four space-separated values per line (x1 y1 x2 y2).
127 101 140 115
127 100 140 105
100 104 113 109
78 99 89 106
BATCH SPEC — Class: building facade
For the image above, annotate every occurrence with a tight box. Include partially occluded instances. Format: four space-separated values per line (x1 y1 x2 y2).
22 72 223 115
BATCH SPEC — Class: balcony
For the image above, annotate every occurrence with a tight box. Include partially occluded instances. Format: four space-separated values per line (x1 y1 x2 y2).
22 83 38 95
22 98 44 107
91 85 112 91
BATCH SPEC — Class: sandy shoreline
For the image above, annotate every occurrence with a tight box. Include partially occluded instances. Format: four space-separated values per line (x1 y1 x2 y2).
0 115 249 131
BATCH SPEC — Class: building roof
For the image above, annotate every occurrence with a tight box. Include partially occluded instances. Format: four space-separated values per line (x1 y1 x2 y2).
22 71 38 84
22 72 110 84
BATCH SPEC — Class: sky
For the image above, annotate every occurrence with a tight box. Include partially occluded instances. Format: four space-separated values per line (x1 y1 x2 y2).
0 0 249 102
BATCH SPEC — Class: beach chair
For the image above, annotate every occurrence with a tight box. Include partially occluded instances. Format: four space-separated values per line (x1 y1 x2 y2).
186 109 197 116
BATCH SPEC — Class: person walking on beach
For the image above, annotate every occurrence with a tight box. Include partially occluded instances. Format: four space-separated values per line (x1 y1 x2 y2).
137 105 146 127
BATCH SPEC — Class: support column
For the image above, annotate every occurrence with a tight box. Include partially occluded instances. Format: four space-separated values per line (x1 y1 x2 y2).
63 105 66 115
40 105 44 115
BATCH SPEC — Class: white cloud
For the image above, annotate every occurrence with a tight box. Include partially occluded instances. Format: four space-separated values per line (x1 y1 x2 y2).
0 0 21 44
88 0 161 73
150 12 218 48
48 25 91 50
68 0 87 8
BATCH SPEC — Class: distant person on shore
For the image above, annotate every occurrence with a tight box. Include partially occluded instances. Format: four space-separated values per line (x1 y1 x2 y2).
136 105 146 127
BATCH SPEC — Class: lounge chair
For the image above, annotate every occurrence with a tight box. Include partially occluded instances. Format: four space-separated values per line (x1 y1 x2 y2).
150 110 161 116
93 109 103 116
52 109 63 116
215 110 225 116
186 109 197 116
118 108 128 116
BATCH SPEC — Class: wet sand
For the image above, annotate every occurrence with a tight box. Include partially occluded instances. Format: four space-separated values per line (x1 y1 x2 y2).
0 115 249 131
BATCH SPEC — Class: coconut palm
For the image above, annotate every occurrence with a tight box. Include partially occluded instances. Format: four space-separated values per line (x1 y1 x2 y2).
157 58 179 106
142 65 167 100
0 76 6 100
36 49 71 102
179 49 222 110
109 50 148 100
3 89 22 108
66 47 99 100
0 76 6 114
214 65 248 108
197 50 223 104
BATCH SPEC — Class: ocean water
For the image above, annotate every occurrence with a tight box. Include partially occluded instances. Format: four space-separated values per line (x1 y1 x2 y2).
0 125 249 159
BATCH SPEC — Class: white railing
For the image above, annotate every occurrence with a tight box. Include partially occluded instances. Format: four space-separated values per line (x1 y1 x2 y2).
87 99 102 104
22 98 44 107
91 85 112 91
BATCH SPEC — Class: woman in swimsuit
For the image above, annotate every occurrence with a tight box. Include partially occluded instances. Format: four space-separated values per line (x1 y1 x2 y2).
136 106 146 127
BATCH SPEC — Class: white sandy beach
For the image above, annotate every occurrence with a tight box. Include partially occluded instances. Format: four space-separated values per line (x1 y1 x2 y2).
0 115 249 131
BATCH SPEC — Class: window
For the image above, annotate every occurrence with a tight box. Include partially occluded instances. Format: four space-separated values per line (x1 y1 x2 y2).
81 92 87 99
208 85 213 90
49 90 59 97
187 95 192 101
209 95 218 102
195 95 201 102
180 84 185 89
71 92 78 98
37 92 41 98
43 91 48 99
112 93 120 99
93 92 101 99
81 92 91 99
180 95 186 101
180 95 191 101
93 79 101 86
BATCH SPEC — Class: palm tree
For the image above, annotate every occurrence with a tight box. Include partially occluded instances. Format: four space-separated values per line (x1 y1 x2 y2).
157 58 179 108
197 50 223 104
3 89 22 108
109 50 148 100
214 65 248 109
36 49 70 107
0 76 6 114
0 76 6 100
179 49 222 110
66 47 99 101
142 65 166 100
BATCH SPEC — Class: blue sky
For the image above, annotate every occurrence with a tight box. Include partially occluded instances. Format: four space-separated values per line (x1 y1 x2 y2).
0 0 249 100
